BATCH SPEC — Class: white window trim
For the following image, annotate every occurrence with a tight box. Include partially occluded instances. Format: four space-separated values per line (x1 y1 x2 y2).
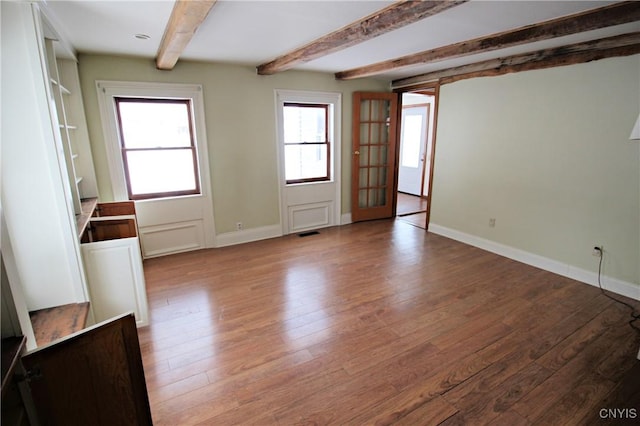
96 80 212 204
275 89 342 234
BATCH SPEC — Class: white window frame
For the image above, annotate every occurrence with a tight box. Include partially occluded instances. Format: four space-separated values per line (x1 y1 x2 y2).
96 80 212 203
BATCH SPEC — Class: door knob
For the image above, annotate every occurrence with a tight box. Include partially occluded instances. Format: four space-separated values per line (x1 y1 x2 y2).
354 151 360 155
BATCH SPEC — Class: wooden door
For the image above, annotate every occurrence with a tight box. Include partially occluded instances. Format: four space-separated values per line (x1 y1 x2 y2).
21 313 152 425
351 92 399 222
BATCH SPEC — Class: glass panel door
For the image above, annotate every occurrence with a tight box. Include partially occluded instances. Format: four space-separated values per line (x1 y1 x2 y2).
351 92 398 222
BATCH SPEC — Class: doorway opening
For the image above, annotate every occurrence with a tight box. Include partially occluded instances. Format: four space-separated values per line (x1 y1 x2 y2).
396 90 437 230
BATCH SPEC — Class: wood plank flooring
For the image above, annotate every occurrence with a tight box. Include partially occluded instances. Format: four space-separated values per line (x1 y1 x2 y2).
396 192 427 216
138 219 640 425
398 211 427 229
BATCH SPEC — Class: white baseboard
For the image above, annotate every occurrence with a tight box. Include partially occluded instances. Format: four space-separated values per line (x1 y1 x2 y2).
215 224 283 248
429 224 640 301
215 216 353 249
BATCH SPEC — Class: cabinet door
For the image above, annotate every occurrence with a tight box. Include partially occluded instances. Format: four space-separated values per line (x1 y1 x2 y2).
21 313 152 426
81 237 149 327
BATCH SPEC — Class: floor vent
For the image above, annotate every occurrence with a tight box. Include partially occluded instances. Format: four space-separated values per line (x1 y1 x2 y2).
298 231 320 237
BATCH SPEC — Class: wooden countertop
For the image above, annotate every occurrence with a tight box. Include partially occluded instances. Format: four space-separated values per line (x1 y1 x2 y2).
76 197 98 238
29 302 90 346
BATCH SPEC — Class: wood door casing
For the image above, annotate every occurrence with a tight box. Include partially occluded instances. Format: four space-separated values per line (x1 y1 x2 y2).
420 85 440 231
351 92 399 222
398 103 430 196
397 85 440 231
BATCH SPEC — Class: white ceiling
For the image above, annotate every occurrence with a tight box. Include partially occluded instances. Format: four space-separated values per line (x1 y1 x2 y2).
42 0 639 82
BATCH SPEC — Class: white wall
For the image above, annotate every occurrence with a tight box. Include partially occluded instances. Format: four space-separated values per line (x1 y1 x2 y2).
431 55 640 292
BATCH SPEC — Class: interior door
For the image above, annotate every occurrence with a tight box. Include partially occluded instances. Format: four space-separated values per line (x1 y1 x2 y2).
398 104 429 196
351 92 399 222
21 313 152 425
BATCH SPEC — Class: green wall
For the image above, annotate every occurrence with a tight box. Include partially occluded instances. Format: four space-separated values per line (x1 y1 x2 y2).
431 55 640 286
79 53 640 288
78 55 388 233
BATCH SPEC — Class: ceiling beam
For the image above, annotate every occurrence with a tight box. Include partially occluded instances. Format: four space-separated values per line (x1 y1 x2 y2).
392 32 640 90
337 1 640 80
256 0 468 76
156 0 218 70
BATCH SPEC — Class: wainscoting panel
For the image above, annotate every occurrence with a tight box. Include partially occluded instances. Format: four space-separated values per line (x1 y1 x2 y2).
139 220 205 258
288 202 332 234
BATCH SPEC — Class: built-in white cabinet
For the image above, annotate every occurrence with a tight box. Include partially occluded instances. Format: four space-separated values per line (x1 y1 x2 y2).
80 201 149 327
2 2 89 350
39 6 149 329
40 7 149 330
1 2 148 351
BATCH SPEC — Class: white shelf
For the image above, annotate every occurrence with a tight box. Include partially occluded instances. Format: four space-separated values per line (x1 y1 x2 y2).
49 77 70 95
56 58 98 204
44 38 98 217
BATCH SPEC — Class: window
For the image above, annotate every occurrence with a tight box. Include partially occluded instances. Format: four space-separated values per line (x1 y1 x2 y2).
115 98 200 200
283 103 330 184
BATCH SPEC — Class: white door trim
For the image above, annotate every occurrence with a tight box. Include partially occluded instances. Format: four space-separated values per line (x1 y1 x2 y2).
274 89 342 235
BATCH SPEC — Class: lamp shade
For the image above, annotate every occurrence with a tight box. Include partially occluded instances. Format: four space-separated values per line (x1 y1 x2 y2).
631 114 640 140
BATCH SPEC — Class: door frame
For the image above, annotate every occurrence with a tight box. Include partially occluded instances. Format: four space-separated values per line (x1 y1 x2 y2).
392 83 441 230
398 102 430 197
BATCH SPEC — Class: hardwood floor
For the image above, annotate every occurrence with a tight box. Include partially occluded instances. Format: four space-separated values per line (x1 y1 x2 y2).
398 211 427 229
396 192 428 229
396 192 427 216
138 219 640 425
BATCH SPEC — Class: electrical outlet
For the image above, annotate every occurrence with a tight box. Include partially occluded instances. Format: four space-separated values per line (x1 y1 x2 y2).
489 218 496 228
236 222 243 231
592 246 602 257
